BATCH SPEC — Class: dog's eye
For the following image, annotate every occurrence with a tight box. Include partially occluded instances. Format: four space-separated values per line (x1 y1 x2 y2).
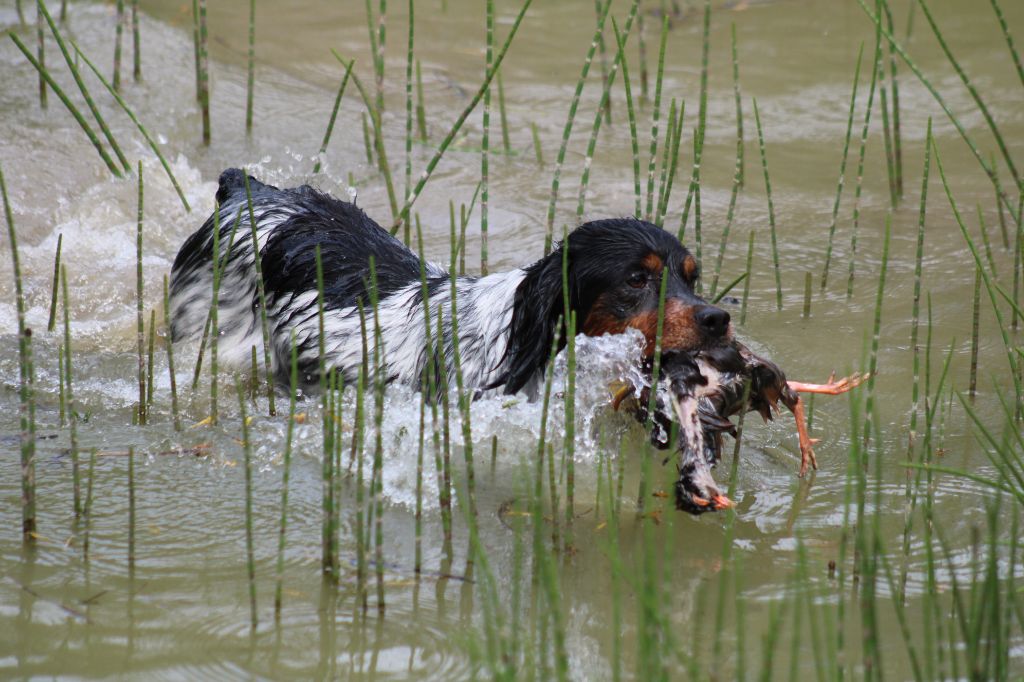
627 271 647 288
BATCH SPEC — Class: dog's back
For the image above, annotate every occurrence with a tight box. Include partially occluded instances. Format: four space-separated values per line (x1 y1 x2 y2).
169 168 437 377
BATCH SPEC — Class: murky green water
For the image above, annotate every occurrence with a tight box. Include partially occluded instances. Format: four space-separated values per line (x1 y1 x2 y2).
2 0 1022 678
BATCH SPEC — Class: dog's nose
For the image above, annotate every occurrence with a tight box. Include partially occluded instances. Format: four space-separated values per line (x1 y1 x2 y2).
695 305 730 338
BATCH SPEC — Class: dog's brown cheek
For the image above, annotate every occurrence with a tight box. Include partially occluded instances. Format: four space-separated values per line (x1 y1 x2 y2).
625 300 703 356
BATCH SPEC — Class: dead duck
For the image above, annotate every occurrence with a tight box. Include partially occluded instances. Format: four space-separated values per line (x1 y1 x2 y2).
614 340 867 513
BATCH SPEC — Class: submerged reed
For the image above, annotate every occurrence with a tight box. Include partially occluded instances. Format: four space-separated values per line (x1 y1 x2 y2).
236 379 259 630
243 171 277 416
3 165 36 541
246 0 255 134
136 162 146 426
162 275 181 431
46 232 62 332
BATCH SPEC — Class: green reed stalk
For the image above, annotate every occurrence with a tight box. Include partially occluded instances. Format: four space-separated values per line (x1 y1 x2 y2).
710 102 745 298
496 70 511 154
368 259 386 612
344 67 398 221
404 0 414 213
752 99 783 310
353 359 368 608
934 140 1022 403
361 111 374 165
114 0 124 91
17 0 25 25
608 20 641 218
245 0 255 133
847 24 882 300
146 309 156 408
35 0 48 109
82 447 96 557
480 1 494 274
989 0 1024 90
820 43 864 291
802 271 812 318
879 69 898 208
546 442 559 552
899 125 932 605
448 260 477 524
314 246 337 578
375 0 387 114
208 203 223 423
190 0 199 99
70 41 190 210
531 122 544 166
992 154 1010 250
857 0 1019 226
162 276 180 431
644 16 668 222
1015 209 1022 331
191 205 241 390
970 267 982 401
266 333 294 606
6 164 35 541
563 313 576 552
977 205 998 277
544 0 612 252
46 233 62 332
414 222 452 554
136 163 146 426
863 214 890 445
61 265 80 517
577 4 640 220
127 446 135 572
882 1 903 198
313 60 355 175
415 58 427 141
731 23 744 187
198 0 209 145
655 99 683 227
740 229 754 324
235 380 259 630
710 272 746 305
58 344 65 427
638 269 669 513
131 0 140 81
414 394 424 574
10 33 121 178
678 1 712 240
594 0 610 125
243 172 277 416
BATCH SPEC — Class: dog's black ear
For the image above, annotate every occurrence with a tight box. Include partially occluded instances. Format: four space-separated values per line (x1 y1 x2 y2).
498 248 568 395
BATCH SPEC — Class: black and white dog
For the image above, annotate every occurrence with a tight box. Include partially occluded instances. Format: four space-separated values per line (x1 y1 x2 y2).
169 169 733 395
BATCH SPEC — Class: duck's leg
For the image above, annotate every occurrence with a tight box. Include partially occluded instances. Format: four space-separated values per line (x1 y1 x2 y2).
782 372 867 476
789 396 819 477
786 371 868 395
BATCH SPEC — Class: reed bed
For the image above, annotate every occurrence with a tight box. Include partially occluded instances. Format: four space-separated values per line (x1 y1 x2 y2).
2 1 1023 679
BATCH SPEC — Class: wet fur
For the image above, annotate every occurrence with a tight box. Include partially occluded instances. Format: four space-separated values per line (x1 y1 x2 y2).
170 169 731 397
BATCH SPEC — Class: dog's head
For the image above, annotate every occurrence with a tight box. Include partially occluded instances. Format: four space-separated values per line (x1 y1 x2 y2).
501 218 732 394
